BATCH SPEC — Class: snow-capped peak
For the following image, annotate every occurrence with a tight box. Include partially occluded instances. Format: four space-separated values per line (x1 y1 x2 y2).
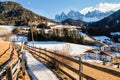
55 3 120 22
55 10 114 22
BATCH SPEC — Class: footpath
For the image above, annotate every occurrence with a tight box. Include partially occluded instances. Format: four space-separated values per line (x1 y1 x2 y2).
25 51 57 80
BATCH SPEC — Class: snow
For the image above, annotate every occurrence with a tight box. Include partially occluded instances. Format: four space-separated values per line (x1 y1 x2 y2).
79 32 94 41
53 25 63 29
111 52 120 57
111 32 120 35
83 17 101 22
116 20 119 24
70 26 77 29
44 29 50 34
9 35 28 42
82 56 103 64
93 36 111 42
79 32 87 37
28 41 95 55
53 25 77 30
0 25 15 35
47 22 55 26
25 51 57 80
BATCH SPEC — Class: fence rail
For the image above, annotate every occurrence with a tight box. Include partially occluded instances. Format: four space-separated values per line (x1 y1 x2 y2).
26 45 120 80
25 45 96 80
0 50 24 80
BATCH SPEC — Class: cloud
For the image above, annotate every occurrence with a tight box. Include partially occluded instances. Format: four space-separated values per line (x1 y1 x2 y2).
80 3 120 14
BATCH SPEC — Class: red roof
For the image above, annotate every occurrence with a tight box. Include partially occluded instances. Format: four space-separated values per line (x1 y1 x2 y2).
85 50 96 54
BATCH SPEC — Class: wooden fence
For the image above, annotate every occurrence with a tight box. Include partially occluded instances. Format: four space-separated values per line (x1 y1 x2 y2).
0 51 25 80
25 45 96 80
25 45 120 80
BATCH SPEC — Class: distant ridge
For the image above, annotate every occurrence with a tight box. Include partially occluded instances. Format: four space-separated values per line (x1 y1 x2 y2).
61 18 86 26
89 10 120 32
55 10 113 22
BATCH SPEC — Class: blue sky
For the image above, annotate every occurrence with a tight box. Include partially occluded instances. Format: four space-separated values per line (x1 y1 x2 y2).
1 0 120 19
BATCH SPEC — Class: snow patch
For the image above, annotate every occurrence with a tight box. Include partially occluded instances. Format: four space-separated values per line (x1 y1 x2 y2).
83 17 101 22
111 32 120 35
79 32 94 41
0 25 15 35
28 41 95 55
93 36 111 42
9 35 28 42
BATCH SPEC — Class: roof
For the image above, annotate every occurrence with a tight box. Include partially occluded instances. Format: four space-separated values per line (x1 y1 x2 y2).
85 50 96 54
99 52 112 56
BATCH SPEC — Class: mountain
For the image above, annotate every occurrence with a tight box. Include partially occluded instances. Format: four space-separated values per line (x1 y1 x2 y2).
0 1 54 26
89 10 120 32
61 18 86 26
55 10 113 22
55 12 68 22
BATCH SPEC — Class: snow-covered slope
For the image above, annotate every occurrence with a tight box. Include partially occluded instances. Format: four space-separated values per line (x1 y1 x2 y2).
79 32 94 42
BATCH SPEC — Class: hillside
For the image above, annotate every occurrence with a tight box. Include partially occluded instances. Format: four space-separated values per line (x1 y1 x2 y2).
0 1 54 26
89 10 120 32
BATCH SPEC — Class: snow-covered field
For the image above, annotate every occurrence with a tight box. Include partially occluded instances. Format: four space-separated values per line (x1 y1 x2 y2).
52 25 76 29
25 51 57 80
28 41 96 55
0 25 15 35
9 35 96 56
93 36 111 43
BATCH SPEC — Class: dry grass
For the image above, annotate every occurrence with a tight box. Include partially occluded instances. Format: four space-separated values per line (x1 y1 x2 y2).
24 46 120 80
0 40 31 80
0 40 11 65
35 48 120 80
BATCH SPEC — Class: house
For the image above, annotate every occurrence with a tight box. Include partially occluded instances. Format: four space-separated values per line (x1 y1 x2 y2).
99 52 113 62
110 44 120 52
85 50 98 59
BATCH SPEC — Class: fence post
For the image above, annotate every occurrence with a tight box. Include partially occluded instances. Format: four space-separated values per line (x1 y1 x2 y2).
79 56 83 80
45 48 47 60
39 47 41 56
6 66 13 80
21 53 25 76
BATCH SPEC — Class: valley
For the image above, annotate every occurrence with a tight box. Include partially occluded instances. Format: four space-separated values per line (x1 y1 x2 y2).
0 1 120 80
